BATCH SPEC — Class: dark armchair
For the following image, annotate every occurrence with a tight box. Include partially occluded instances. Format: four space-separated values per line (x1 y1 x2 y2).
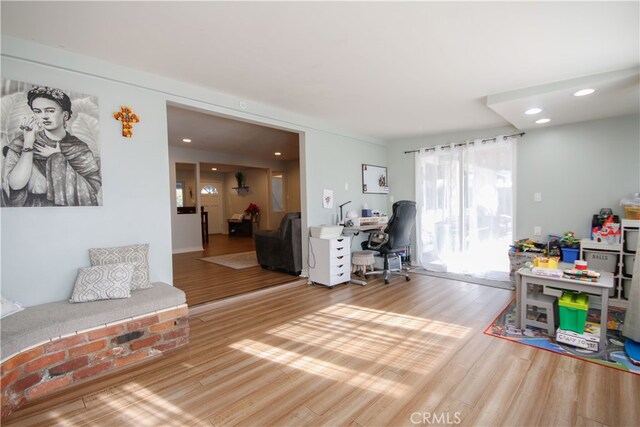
254 212 302 276
364 200 416 284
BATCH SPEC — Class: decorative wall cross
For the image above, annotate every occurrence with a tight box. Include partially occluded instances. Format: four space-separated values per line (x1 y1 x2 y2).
113 106 140 138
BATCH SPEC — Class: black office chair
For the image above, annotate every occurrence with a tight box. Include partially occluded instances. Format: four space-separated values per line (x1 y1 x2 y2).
364 200 416 284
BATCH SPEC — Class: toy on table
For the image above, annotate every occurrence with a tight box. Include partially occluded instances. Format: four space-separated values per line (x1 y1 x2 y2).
559 231 580 263
532 266 563 278
574 260 588 270
533 256 559 269
560 231 579 248
563 268 600 282
547 235 562 258
511 238 546 253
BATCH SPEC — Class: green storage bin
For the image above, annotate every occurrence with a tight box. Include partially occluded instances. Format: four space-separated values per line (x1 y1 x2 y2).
558 292 589 333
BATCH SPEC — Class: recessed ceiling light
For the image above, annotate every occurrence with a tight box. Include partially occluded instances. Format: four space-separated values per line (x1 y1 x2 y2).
274 152 282 156
536 118 551 124
211 167 217 171
182 138 191 143
525 108 543 115
573 88 595 97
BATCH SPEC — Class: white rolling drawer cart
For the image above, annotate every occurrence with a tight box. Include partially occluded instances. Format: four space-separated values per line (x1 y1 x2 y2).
309 236 351 287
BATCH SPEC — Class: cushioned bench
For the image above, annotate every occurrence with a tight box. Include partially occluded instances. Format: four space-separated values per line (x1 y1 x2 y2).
1 282 189 419
1 282 185 360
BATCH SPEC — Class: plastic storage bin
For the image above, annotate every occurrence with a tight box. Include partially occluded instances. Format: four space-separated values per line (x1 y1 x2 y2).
624 254 636 276
559 292 589 333
624 229 638 253
624 205 640 220
623 279 632 299
561 248 579 263
583 251 619 273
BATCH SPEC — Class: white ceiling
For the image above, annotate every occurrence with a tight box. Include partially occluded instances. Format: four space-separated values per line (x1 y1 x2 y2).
487 67 639 130
1 2 638 141
167 104 299 161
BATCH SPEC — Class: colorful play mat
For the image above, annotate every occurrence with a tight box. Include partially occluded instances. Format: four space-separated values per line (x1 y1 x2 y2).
485 299 640 376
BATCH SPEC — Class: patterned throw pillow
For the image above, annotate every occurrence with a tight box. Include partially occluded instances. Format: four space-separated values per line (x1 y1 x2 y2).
70 263 134 303
89 244 152 290
1 295 24 318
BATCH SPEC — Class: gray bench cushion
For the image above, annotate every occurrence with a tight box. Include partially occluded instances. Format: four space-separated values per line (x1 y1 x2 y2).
1 282 186 360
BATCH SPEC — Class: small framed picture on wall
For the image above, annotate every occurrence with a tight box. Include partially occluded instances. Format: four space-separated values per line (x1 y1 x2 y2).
362 164 389 194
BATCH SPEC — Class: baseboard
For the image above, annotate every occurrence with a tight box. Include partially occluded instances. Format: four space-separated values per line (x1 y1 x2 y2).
172 246 203 254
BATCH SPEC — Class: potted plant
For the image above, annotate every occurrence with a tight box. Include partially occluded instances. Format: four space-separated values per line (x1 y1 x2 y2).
235 172 245 188
245 203 260 222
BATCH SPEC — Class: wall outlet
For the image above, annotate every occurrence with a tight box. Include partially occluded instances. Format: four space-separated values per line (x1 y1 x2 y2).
534 192 542 202
534 226 542 236
389 195 394 203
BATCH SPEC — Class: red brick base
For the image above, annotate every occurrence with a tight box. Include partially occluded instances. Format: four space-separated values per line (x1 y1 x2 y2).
1 305 189 419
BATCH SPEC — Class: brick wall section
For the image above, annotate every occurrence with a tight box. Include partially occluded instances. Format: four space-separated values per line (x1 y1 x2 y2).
1 304 189 419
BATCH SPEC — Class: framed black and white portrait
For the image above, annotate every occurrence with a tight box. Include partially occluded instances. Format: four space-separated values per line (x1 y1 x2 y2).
1 79 101 207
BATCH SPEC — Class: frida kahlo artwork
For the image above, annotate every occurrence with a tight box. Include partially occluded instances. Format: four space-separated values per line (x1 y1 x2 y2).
1 79 101 207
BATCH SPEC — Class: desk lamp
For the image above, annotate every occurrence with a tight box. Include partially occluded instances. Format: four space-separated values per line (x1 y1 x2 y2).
338 201 351 224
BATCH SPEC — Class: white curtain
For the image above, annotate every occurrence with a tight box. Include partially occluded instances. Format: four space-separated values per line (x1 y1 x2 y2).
415 136 516 281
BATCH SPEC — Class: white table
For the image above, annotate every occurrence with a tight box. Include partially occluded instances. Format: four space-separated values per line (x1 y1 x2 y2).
516 268 614 352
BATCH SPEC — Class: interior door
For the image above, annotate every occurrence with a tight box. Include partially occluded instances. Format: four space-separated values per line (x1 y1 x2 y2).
270 171 286 230
200 180 224 234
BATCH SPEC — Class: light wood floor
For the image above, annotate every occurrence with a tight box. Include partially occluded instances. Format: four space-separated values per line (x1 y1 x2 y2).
6 273 640 426
173 234 298 306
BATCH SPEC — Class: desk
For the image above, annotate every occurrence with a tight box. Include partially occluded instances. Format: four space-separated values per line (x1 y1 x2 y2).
516 268 614 352
339 225 385 286
343 224 386 234
227 219 253 237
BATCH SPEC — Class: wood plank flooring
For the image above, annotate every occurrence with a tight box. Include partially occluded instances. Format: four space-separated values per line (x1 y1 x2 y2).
173 234 298 306
5 274 639 426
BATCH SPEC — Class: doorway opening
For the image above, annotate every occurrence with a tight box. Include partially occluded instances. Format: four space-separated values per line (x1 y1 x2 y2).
167 103 304 307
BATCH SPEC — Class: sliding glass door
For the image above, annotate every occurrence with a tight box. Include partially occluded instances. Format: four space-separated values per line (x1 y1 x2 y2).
416 137 516 281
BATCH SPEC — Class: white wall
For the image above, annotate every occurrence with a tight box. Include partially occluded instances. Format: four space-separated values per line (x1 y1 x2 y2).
388 115 640 247
303 131 390 253
516 114 639 239
1 57 173 306
0 38 387 301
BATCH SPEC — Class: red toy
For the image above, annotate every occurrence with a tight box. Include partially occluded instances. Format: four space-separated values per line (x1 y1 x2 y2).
592 215 621 244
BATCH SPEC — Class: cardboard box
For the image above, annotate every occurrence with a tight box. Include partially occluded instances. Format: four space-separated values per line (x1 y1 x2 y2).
556 322 600 351
310 225 343 239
